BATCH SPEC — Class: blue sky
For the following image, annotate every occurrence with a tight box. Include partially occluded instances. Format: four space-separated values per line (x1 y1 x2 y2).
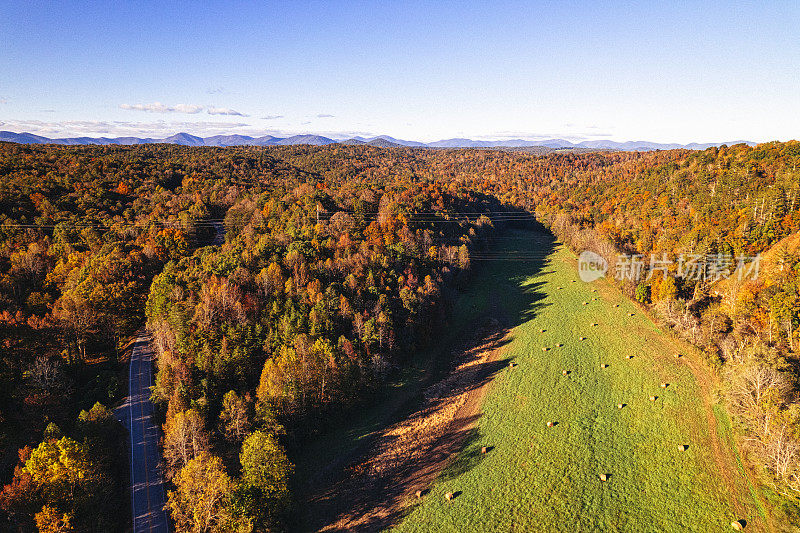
1 1 798 142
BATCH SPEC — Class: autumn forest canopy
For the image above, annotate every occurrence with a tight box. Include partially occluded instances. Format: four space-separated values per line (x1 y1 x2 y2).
2 140 800 530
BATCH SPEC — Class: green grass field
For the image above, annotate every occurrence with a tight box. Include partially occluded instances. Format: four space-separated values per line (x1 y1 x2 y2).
392 229 765 532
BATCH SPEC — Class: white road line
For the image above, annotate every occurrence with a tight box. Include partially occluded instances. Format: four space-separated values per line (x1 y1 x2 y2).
130 341 136 533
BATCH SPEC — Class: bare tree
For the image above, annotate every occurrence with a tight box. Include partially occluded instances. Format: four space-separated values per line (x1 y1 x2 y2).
27 356 65 393
762 423 800 489
726 359 790 437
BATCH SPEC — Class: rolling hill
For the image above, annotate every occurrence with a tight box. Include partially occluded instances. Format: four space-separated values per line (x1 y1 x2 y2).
0 130 757 151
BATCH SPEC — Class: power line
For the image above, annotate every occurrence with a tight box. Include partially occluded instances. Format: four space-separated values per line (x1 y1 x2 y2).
0 211 537 229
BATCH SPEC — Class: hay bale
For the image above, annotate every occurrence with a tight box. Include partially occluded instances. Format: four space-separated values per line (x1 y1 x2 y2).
613 304 619 307
546 421 554 427
600 363 608 369
617 403 624 409
675 353 683 358
629 312 635 316
649 395 656 401
678 444 689 451
445 492 454 501
626 355 633 359
582 301 589 305
660 382 668 388
562 370 569 376
731 519 745 530
508 362 517 368
542 347 549 352
592 289 598 292
599 473 608 482
415 489 423 499
540 328 546 333
556 343 563 347
579 336 586 341
481 446 488 454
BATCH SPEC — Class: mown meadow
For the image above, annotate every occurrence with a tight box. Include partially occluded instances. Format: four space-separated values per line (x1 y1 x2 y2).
393 230 765 532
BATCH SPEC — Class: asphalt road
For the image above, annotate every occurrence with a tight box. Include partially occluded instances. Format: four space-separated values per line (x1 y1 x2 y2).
118 334 170 533
211 220 225 245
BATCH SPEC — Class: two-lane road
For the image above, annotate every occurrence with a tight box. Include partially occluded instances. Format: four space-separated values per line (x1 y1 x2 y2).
118 334 170 533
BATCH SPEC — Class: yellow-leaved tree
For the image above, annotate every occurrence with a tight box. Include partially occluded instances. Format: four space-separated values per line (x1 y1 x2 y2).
167 452 251 533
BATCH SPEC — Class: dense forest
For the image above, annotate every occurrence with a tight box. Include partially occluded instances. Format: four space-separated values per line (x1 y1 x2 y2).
1 140 800 531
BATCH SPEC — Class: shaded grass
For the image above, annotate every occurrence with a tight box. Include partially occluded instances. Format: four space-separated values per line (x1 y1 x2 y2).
392 232 761 532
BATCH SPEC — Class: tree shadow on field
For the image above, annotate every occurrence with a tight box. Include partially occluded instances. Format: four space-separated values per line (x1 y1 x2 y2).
436 428 485 482
294 221 557 532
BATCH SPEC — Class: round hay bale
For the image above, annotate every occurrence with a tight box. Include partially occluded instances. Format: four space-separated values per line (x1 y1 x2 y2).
678 444 689 452
508 362 517 368
556 343 563 347
481 446 488 454
600 363 608 369
579 336 586 341
592 289 598 292
445 492 454 501
542 347 549 352
649 395 656 401
617 403 624 409
415 489 423 499
582 301 588 305
626 355 633 359
660 382 668 388
675 353 683 358
599 473 608 482
562 370 569 376
629 312 635 316
613 304 619 307
731 519 745 530
546 421 554 427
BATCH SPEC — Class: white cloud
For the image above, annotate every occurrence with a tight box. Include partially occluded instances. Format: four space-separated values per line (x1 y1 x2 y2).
0 119 250 138
120 102 204 114
262 115 284 120
316 113 335 118
207 106 247 116
0 118 379 141
121 102 248 117
174 104 204 114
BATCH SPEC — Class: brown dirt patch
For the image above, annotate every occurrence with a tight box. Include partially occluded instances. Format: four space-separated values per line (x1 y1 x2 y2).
303 317 509 532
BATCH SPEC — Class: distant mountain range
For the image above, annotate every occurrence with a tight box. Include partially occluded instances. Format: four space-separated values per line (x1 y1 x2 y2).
0 131 757 151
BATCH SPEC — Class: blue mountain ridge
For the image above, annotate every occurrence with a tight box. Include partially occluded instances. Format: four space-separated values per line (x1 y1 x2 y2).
0 130 757 151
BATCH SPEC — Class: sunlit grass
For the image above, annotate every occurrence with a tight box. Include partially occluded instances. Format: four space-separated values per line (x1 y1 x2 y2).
393 234 759 532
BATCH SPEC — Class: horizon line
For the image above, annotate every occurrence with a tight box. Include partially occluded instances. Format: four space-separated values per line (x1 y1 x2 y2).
0 129 773 148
